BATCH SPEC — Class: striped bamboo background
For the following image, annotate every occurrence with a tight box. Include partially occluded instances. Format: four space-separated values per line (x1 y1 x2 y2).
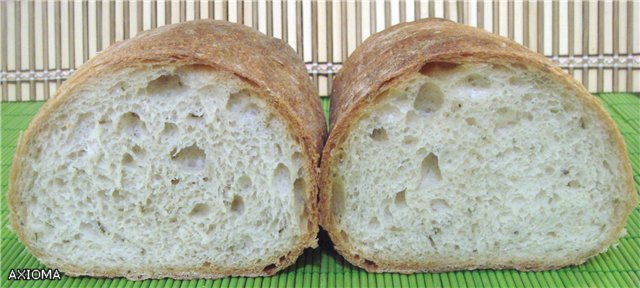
0 0 639 102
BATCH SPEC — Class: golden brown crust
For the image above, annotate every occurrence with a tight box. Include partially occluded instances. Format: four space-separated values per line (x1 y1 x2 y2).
9 20 326 280
319 18 637 273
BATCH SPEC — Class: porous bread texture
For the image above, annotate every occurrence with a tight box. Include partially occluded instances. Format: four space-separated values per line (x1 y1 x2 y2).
327 62 635 271
11 65 313 278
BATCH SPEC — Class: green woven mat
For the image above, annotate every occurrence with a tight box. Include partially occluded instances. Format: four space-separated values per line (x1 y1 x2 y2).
1 94 639 288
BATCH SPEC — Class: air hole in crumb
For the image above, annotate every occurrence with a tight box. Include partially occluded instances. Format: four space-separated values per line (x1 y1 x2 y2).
494 107 519 131
118 112 145 137
451 102 463 112
112 189 124 201
300 204 310 222
68 150 87 160
335 150 346 164
419 62 459 76
405 110 419 125
511 63 527 70
293 178 306 195
279 256 287 263
98 116 112 125
332 178 346 216
465 74 491 88
384 206 392 218
122 153 135 166
132 145 146 158
146 74 183 95
363 260 379 269
187 105 206 125
545 166 554 175
414 82 444 114
370 127 388 141
603 160 612 173
430 199 450 213
403 136 417 146
97 190 109 200
227 92 248 109
509 77 528 86
292 152 304 166
428 236 436 249
369 217 380 226
206 224 215 234
523 93 534 102
522 112 533 121
189 203 210 218
238 174 252 190
226 90 259 116
294 178 308 220
547 232 557 237
273 163 291 189
340 230 349 243
579 117 588 129
263 264 278 274
170 144 206 170
562 101 575 112
419 153 442 189
53 178 64 187
491 64 511 72
161 122 178 138
548 193 560 204
189 111 204 118
203 261 211 267
394 190 408 209
465 117 477 126
68 113 93 141
231 195 245 213
568 180 581 188
171 178 180 185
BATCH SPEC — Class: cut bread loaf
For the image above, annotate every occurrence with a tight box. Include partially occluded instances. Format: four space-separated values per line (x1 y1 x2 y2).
9 20 327 280
320 19 637 272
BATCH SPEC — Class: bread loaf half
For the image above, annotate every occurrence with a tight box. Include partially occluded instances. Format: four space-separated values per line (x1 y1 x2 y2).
9 20 327 279
320 19 636 272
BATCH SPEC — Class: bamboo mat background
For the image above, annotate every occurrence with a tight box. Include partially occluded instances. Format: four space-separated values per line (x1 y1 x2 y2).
1 93 639 287
1 0 640 102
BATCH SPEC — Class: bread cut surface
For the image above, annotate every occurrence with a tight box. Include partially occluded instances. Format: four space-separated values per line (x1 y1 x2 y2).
320 19 636 273
9 20 327 280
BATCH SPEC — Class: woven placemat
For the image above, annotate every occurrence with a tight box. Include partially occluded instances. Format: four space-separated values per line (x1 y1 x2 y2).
1 93 639 287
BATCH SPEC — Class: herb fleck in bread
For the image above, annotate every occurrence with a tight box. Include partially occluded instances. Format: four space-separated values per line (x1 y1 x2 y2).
320 19 637 273
9 20 327 280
